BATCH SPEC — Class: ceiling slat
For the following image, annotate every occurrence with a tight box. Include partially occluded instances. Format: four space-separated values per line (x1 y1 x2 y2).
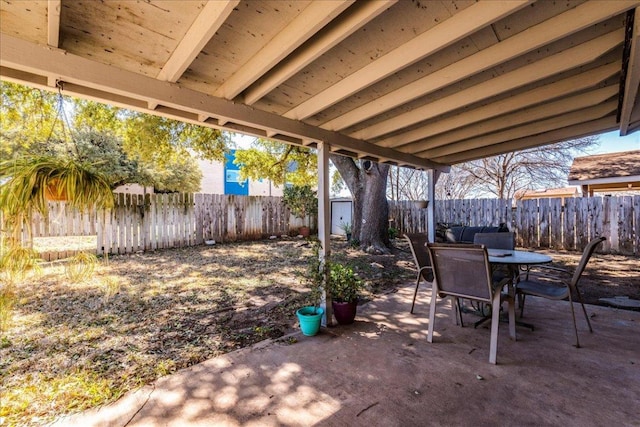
421 101 618 159
214 0 354 100
47 0 60 48
156 1 239 82
351 28 624 141
244 1 396 105
322 0 637 132
620 8 640 135
436 116 618 164
283 0 532 121
379 62 620 149
403 85 618 155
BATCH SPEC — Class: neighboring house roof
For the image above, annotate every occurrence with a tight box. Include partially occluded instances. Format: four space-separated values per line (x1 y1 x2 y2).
568 150 640 192
515 187 580 200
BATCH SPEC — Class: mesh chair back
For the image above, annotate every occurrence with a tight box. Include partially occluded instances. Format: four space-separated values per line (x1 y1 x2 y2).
473 232 515 250
571 236 605 287
404 233 433 282
427 243 493 302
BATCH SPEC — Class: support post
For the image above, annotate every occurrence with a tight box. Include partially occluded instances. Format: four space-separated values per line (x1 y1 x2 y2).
427 169 439 243
317 141 333 326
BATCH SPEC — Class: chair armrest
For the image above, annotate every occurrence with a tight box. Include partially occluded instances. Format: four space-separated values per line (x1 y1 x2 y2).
525 264 571 282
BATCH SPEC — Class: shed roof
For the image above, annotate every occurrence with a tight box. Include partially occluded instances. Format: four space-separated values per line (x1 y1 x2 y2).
1 1 640 169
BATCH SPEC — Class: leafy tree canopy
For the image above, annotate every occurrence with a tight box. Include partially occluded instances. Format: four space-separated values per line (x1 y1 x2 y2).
1 81 227 192
234 139 317 186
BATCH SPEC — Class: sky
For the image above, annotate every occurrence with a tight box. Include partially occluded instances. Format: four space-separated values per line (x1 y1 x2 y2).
588 130 640 154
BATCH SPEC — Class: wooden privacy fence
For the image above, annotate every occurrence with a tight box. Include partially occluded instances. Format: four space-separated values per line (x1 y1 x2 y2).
96 193 308 255
390 196 640 255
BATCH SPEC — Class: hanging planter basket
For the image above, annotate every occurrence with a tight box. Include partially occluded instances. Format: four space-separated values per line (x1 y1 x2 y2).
414 200 429 209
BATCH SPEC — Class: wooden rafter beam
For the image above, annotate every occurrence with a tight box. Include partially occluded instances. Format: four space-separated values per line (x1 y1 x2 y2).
620 7 640 135
351 28 625 141
156 1 239 82
243 0 396 105
322 0 639 132
436 116 618 164
379 62 620 149
0 34 448 172
47 0 61 48
422 102 617 159
214 1 354 100
283 0 531 121
402 85 618 155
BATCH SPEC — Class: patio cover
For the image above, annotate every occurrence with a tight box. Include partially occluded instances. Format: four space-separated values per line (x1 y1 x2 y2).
1 0 640 170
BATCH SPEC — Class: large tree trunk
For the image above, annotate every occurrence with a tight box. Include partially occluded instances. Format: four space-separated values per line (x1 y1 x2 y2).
330 154 390 254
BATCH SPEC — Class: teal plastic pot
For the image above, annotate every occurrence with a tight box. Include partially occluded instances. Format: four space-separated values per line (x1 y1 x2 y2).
296 306 324 336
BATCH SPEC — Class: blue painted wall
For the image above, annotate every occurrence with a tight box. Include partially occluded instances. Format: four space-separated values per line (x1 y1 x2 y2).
224 150 248 195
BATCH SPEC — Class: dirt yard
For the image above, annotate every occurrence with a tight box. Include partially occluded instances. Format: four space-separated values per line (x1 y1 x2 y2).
1 237 638 425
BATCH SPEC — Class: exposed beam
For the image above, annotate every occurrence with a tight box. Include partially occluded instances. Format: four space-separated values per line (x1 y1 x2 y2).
283 0 531 120
351 29 624 141
436 116 618 164
620 8 640 135
402 85 619 155
156 1 239 82
214 1 354 100
243 0 396 105
47 0 61 48
379 62 620 148
423 102 617 159
0 34 447 172
322 0 639 132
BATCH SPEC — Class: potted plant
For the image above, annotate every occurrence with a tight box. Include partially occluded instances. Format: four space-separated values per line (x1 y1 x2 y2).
296 240 325 336
327 262 363 325
339 221 352 241
283 185 317 237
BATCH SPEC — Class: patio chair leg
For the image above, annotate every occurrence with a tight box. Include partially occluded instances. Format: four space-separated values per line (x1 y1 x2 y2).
489 291 501 364
519 294 527 318
455 298 464 327
410 275 420 314
427 283 438 343
575 289 593 333
508 297 516 341
567 292 581 348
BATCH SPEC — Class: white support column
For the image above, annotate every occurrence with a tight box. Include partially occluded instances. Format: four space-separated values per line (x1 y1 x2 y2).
317 141 333 326
427 169 439 243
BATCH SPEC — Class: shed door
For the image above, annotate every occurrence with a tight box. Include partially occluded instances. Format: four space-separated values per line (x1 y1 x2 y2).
331 201 352 235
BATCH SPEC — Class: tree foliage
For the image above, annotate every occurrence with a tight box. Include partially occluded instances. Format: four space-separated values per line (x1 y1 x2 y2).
1 81 226 192
234 139 317 186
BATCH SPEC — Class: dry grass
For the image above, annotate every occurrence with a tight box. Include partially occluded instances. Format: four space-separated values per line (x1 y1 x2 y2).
1 237 637 426
0 238 414 426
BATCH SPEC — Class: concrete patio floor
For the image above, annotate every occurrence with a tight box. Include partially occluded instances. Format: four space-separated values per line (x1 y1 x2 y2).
53 283 640 426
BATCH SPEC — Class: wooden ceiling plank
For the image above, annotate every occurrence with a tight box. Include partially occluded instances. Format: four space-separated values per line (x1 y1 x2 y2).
0 34 446 171
620 8 640 135
47 0 61 48
436 116 618 164
156 1 240 82
401 85 619 154
243 0 396 105
283 0 532 121
323 0 639 132
352 28 624 141
379 62 620 148
418 101 618 158
214 1 354 100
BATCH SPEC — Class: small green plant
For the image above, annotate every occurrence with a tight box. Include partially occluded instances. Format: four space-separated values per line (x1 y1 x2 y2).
0 284 17 331
339 222 352 234
302 239 326 313
388 227 399 240
327 262 363 303
283 184 318 228
0 243 42 286
65 252 98 283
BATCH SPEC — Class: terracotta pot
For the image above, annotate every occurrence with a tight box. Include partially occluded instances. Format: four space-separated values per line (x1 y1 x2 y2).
299 226 310 237
45 179 68 201
332 300 358 325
